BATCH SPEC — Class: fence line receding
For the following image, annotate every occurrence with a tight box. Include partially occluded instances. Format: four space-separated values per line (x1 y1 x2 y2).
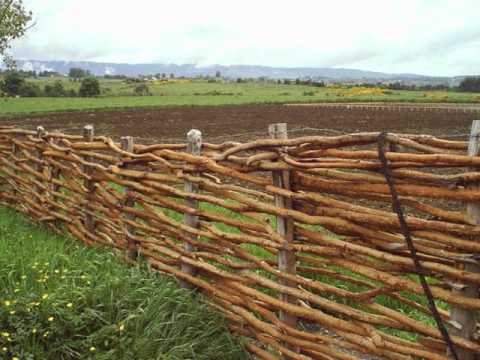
0 122 479 360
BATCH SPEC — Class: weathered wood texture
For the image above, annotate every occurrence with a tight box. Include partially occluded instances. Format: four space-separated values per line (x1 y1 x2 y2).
180 129 202 290
121 136 137 260
82 125 96 236
450 120 480 360
269 123 298 359
0 123 479 360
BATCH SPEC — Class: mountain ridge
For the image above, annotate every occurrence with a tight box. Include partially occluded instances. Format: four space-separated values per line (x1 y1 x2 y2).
14 59 453 82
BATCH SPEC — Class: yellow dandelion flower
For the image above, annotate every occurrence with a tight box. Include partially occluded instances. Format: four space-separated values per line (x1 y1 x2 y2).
54 270 59 274
66 303 73 308
4 300 11 307
9 311 15 315
1 347 6 352
12 357 19 360
43 331 49 338
1 332 10 337
48 316 54 322
90 346 96 352
42 294 48 300
32 328 37 334
119 324 125 331
13 289 19 293
21 275 27 280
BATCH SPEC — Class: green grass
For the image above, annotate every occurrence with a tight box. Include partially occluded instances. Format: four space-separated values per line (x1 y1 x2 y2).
0 207 246 360
1 79 479 116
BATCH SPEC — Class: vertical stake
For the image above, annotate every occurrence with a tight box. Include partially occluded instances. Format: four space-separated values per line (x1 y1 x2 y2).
11 136 21 199
450 120 480 360
121 136 138 260
83 125 96 236
269 123 298 358
34 127 46 208
180 129 202 290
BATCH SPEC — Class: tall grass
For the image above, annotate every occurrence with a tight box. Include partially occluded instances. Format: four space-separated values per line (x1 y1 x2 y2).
0 207 246 360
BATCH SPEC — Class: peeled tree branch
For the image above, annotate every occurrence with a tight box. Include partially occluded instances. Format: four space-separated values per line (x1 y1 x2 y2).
0 0 32 67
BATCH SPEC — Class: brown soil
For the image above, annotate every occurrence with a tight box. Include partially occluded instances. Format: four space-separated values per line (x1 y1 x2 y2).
3 104 477 142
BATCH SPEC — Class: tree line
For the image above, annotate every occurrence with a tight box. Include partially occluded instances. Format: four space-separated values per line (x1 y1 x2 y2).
0 70 101 97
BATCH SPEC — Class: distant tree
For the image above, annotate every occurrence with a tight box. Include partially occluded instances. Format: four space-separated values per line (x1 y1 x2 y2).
169 73 175 79
133 83 150 96
18 82 41 97
39 70 59 77
69 67 89 81
0 0 32 67
79 77 100 97
312 81 326 88
44 81 66 97
0 70 25 95
215 70 221 78
161 73 166 79
459 77 480 93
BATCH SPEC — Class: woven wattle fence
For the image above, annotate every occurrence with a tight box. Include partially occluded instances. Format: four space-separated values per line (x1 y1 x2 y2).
0 122 479 360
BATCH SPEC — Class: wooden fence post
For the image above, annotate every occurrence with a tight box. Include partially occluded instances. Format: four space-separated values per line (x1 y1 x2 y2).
34 127 46 208
34 126 46 178
269 123 298 358
450 120 480 360
11 135 21 199
83 125 96 235
180 129 202 290
121 136 138 260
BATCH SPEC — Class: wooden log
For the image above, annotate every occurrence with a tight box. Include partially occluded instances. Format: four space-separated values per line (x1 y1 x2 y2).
82 125 96 235
11 134 21 199
121 136 138 260
450 120 480 360
180 129 202 290
269 123 298 359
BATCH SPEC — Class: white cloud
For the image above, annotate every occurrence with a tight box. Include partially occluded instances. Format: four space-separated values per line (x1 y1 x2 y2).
10 0 480 76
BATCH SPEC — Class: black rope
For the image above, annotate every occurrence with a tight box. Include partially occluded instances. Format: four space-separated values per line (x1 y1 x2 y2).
377 131 460 360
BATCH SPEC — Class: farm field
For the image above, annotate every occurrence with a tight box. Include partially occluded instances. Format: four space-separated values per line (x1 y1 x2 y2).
4 103 479 143
0 207 245 360
1 78 480 116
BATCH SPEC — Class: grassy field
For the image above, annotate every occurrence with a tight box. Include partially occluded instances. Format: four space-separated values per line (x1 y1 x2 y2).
1 78 479 116
0 207 246 360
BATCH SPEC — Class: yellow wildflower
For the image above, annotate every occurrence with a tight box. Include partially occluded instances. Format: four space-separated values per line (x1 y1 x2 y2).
32 328 37 334
119 324 125 331
4 300 11 307
90 346 96 352
42 294 48 300
66 303 73 308
1 332 10 337
48 316 54 322
9 311 15 315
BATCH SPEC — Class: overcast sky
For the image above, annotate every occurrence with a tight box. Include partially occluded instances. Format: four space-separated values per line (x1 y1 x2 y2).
10 0 479 76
